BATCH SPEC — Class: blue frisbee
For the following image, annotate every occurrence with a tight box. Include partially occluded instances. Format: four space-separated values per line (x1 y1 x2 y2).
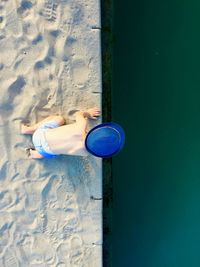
85 122 125 158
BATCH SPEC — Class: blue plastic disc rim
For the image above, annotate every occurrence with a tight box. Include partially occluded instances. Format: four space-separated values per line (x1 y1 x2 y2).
85 122 125 158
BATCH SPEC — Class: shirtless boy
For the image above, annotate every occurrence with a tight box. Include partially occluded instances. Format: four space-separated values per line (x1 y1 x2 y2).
21 107 101 159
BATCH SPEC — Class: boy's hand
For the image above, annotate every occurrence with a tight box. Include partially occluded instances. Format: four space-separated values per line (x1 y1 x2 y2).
85 107 101 119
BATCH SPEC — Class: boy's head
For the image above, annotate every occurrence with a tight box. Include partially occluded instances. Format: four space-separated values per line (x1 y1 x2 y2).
85 122 125 158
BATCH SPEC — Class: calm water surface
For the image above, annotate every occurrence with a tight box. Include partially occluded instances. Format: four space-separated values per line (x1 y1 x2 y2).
112 1 200 266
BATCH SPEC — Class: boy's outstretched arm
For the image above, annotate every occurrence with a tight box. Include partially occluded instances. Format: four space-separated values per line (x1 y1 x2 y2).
75 107 101 133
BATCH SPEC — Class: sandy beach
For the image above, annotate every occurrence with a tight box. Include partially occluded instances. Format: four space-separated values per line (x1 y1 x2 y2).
0 0 102 266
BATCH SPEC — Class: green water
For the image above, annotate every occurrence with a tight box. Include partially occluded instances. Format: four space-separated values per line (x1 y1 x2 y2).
112 1 200 266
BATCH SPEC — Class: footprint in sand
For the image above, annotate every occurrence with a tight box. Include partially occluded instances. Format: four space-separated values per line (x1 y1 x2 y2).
59 3 73 34
0 160 20 182
70 59 90 89
24 181 41 212
0 220 14 257
34 60 51 87
4 1 23 37
31 235 55 264
17 0 33 15
3 248 19 267
0 190 16 211
23 20 39 40
0 161 10 182
0 76 26 116
33 44 56 88
14 40 48 76
42 0 58 22
71 3 84 26
0 36 18 67
39 175 61 234
17 234 34 264
69 236 83 266
62 36 77 62
57 241 70 265
56 186 74 210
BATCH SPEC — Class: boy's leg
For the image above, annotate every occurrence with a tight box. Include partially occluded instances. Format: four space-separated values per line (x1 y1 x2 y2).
21 115 65 134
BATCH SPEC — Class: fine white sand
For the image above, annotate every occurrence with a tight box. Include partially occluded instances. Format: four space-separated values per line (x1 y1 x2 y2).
0 0 102 266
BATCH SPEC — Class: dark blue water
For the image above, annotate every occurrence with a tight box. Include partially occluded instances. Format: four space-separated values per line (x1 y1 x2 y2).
112 1 200 266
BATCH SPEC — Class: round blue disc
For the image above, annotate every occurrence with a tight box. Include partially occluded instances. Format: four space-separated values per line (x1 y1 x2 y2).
85 122 125 158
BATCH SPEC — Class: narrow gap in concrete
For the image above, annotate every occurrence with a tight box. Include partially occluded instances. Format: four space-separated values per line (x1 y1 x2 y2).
91 26 101 30
101 0 113 265
91 196 103 200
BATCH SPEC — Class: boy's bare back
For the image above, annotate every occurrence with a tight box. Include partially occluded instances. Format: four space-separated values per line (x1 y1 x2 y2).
21 107 100 158
45 123 88 156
